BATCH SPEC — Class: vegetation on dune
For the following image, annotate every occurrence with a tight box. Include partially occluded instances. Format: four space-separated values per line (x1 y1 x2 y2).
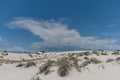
112 51 120 55
90 58 101 64
1 51 8 56
57 57 72 77
106 59 114 63
25 62 36 68
80 60 91 68
16 63 25 67
28 54 33 58
39 60 54 75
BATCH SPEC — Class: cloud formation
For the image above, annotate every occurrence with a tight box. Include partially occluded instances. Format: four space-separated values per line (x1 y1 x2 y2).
8 18 120 51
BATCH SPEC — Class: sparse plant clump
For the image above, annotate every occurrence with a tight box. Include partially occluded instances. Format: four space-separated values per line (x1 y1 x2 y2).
90 58 101 64
82 52 90 56
28 54 33 58
70 57 81 72
116 57 120 62
39 60 54 74
1 51 8 56
112 51 120 55
101 52 108 55
106 59 114 63
16 63 25 67
98 49 104 52
92 50 99 56
24 62 36 68
84 57 89 60
80 60 91 68
57 57 72 77
0 56 3 59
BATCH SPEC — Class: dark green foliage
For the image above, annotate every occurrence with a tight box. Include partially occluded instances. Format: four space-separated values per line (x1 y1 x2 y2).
16 63 24 67
90 58 101 64
80 60 91 68
112 51 120 55
106 59 114 63
39 60 54 74
57 57 72 77
25 62 36 68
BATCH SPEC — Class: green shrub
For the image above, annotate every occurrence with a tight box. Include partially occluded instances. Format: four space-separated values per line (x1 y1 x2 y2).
112 51 120 55
16 63 24 67
2 51 8 56
92 50 99 56
101 52 108 55
82 52 90 56
80 60 91 68
39 60 54 74
84 57 89 60
24 62 36 68
90 58 101 64
57 57 72 77
106 59 114 63
28 54 33 57
116 57 120 61
0 56 3 58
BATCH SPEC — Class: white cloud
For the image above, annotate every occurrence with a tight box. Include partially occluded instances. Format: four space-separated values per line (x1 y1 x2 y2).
8 18 120 50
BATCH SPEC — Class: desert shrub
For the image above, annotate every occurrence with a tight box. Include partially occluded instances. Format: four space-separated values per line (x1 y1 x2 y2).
101 52 108 55
112 51 120 55
2 51 8 56
39 60 54 74
80 60 91 68
92 50 99 56
39 50 46 53
106 59 114 63
0 56 3 58
57 57 72 77
24 62 36 68
16 63 24 67
69 57 80 71
35 52 40 55
84 57 89 60
90 58 101 64
28 54 33 57
116 57 120 61
82 52 90 56
98 49 104 52
68 53 75 57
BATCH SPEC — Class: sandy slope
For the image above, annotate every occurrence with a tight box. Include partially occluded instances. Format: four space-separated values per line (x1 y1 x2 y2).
0 51 120 80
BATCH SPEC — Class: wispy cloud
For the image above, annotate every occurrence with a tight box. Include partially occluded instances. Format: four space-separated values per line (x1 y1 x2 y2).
7 18 120 51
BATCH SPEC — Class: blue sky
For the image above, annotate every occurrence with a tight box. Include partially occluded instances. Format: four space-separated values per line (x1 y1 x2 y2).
0 0 120 52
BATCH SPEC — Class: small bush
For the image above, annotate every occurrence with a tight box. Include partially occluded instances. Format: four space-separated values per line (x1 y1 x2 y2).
106 59 114 63
28 54 33 58
57 57 72 77
84 57 89 60
116 57 120 61
39 60 54 74
0 56 3 58
92 50 99 56
90 58 101 64
24 62 36 68
101 52 108 55
112 51 120 55
80 60 91 68
2 51 8 56
82 52 90 56
16 63 24 67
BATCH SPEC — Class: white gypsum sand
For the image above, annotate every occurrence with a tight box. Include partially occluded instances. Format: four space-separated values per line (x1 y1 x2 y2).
0 50 120 80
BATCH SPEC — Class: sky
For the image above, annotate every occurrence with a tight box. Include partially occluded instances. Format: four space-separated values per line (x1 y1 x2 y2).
0 0 120 52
